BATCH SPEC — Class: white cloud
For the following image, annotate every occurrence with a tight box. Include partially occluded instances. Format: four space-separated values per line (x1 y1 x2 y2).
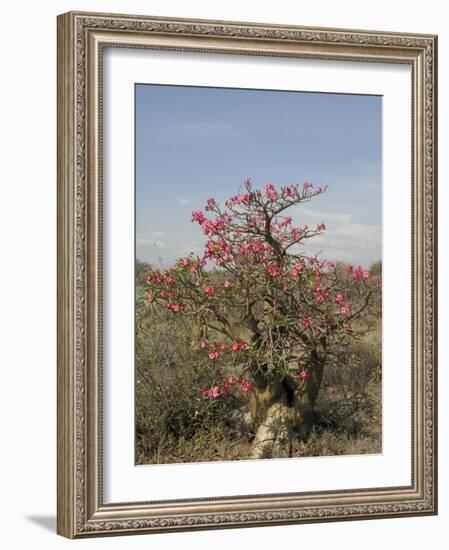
289 206 381 267
138 239 167 249
137 231 167 249
181 241 202 256
177 197 192 206
296 207 352 225
151 231 166 239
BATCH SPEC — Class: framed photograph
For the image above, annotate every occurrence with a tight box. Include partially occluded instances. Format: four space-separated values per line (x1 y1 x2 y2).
57 11 438 538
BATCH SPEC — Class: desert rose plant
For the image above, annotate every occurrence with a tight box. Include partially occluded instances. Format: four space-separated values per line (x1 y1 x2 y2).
144 179 379 458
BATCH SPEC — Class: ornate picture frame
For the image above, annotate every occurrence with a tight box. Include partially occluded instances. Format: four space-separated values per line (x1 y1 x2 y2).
57 11 437 538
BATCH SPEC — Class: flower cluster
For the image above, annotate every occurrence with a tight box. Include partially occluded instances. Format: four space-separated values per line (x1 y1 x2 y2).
347 264 371 281
225 193 252 207
146 273 175 287
291 260 305 277
264 183 278 201
202 375 254 399
200 340 248 361
166 302 181 313
267 265 282 278
314 285 330 303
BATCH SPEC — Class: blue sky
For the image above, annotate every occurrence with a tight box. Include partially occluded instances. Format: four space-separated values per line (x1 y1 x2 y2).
136 84 382 268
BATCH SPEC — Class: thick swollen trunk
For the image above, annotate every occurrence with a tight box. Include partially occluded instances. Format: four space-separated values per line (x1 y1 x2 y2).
249 361 324 459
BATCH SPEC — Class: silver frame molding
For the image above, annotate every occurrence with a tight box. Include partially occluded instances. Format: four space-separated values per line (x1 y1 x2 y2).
57 11 438 538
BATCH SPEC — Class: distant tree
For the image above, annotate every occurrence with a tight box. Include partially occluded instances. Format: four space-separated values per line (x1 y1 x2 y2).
136 259 151 288
369 260 382 277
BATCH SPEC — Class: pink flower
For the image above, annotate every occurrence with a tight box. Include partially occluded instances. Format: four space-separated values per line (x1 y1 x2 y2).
223 280 231 289
201 219 224 236
180 258 189 267
298 369 309 378
282 284 289 292
303 182 313 190
231 343 239 352
340 306 350 315
303 316 311 328
264 183 278 201
166 303 181 312
208 351 220 360
240 379 254 394
363 271 371 280
209 386 220 399
267 266 281 277
204 286 215 296
191 210 206 224
292 260 305 277
352 265 364 281
219 343 227 351
238 342 247 350
317 223 326 231
206 197 217 210
146 292 154 302
205 240 218 258
334 294 344 303
200 341 207 349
